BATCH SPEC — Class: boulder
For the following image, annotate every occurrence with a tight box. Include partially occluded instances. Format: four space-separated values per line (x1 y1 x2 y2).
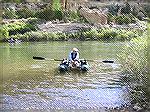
79 7 107 25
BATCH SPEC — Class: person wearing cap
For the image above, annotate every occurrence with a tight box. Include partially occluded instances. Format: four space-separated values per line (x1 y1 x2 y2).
68 48 80 67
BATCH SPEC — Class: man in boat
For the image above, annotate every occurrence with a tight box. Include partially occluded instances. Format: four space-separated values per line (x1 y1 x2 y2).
68 48 80 67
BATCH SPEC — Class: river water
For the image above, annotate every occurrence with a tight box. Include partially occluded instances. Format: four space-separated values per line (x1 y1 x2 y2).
0 41 131 110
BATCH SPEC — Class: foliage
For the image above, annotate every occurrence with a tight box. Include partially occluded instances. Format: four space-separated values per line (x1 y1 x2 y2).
0 23 143 42
115 14 132 25
2 2 63 21
120 2 131 14
107 12 115 24
51 0 63 20
0 22 36 39
52 0 61 11
118 27 148 109
64 10 81 22
143 4 150 18
107 13 136 25
16 7 35 19
2 8 18 19
107 3 120 16
34 6 53 21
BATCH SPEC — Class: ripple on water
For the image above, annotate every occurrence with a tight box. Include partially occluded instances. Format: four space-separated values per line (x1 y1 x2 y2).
2 87 130 109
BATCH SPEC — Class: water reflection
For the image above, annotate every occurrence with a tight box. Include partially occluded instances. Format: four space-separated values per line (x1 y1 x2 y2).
1 41 130 110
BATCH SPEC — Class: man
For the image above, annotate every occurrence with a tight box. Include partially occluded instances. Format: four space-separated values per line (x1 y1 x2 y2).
68 48 80 67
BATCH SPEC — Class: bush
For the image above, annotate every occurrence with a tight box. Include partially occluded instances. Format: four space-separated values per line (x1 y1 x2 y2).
143 4 150 18
53 10 63 20
120 2 131 14
35 6 53 21
107 4 120 16
35 6 63 21
118 32 148 109
107 13 115 24
52 0 63 20
65 10 80 22
115 15 131 25
56 33 67 40
16 7 35 19
1 22 36 38
0 24 143 42
2 8 18 19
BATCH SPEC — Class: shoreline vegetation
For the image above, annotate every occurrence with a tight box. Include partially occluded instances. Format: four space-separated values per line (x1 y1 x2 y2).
0 18 143 42
117 22 149 111
0 1 149 42
0 18 147 42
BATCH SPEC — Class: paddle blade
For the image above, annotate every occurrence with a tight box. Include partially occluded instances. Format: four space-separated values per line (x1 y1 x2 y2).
102 60 114 63
85 59 114 63
33 56 45 60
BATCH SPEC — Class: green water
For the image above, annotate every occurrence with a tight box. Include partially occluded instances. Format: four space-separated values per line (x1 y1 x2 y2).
0 41 130 110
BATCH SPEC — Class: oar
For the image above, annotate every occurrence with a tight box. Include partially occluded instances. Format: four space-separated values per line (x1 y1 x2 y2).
84 59 114 63
33 56 114 63
33 56 62 61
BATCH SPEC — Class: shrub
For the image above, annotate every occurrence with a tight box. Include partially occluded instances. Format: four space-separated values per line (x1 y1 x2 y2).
16 7 35 19
107 12 115 24
1 22 36 38
52 0 63 20
118 32 148 109
2 8 18 19
107 4 120 16
56 32 67 40
35 6 63 21
143 4 150 18
35 6 54 21
115 15 131 25
53 10 63 20
120 2 131 14
65 10 80 22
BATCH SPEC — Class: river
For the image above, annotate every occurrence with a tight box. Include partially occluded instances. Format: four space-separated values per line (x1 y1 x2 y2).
0 41 131 110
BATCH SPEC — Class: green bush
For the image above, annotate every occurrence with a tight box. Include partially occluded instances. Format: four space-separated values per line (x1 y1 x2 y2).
64 10 81 22
52 0 63 20
53 10 63 20
1 22 36 38
115 15 131 25
35 7 53 21
107 12 115 24
16 7 35 19
34 6 63 21
118 31 148 109
56 33 67 40
0 25 143 42
2 8 18 19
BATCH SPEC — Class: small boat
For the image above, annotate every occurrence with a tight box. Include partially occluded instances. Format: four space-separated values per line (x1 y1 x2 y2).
58 59 89 72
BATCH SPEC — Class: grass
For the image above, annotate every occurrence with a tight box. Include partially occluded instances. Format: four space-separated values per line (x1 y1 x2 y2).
117 21 149 110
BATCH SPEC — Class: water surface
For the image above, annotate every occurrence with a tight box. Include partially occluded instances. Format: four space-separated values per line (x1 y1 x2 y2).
0 41 130 110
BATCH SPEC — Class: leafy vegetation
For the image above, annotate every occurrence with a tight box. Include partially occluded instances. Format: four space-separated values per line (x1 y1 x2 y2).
0 21 36 40
2 1 63 21
0 22 142 42
64 10 85 23
118 22 149 110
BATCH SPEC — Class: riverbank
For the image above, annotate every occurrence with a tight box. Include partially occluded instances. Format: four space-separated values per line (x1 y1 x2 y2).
0 19 146 42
